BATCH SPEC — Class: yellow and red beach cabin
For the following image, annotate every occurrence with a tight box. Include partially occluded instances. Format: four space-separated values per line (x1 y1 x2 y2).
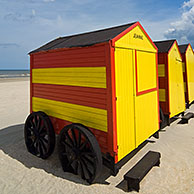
25 21 160 183
154 40 185 125
179 44 194 107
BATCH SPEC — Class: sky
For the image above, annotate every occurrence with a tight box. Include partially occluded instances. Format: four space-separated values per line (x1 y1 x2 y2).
0 0 193 69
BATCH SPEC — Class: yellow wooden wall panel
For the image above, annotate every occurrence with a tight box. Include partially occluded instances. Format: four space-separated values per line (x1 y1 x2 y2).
115 25 156 52
136 51 157 92
32 97 107 132
115 48 136 161
168 43 185 117
159 89 166 102
135 91 159 146
158 64 165 77
186 45 194 102
32 67 106 88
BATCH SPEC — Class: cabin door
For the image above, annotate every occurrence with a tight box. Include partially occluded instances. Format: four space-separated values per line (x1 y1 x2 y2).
115 48 136 161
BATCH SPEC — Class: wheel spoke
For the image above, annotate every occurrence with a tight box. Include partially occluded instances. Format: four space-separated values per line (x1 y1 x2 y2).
29 138 36 147
61 140 73 149
38 140 44 157
29 120 35 129
39 124 45 134
27 135 35 141
41 137 49 144
79 139 88 151
82 155 94 166
80 161 85 180
74 160 79 174
67 159 74 168
34 115 38 128
65 131 74 146
78 130 81 147
82 151 95 158
27 123 33 131
71 128 77 147
39 130 47 137
36 117 41 131
81 158 93 179
34 140 40 155
39 138 48 153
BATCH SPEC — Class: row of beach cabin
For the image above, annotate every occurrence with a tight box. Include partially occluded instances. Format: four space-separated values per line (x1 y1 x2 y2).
29 21 194 167
155 40 194 126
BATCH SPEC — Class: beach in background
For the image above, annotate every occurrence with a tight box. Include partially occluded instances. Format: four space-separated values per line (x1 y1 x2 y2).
0 70 30 78
0 79 194 194
0 70 30 83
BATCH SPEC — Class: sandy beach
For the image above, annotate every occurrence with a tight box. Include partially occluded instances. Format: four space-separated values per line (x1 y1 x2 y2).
0 78 194 194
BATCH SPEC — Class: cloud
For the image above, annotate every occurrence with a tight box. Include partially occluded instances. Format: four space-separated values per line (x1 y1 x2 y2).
183 0 194 8
4 9 36 22
0 43 20 49
43 0 55 2
32 9 36 16
164 0 194 46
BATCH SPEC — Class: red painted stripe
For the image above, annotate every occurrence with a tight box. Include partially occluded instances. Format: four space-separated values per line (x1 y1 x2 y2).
31 42 107 55
137 88 157 96
33 83 107 110
33 63 106 69
110 42 118 163
33 83 106 94
160 102 169 115
49 116 108 153
166 53 170 115
156 53 160 129
33 57 106 66
135 50 139 95
158 55 168 113
34 51 105 61
158 53 170 115
33 44 107 69
30 56 33 113
159 78 166 88
182 53 189 103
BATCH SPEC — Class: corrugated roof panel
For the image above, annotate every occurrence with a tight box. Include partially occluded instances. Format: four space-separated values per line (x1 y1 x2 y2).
178 44 189 54
154 40 175 53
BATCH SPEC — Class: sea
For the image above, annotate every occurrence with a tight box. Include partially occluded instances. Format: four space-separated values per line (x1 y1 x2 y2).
0 70 30 79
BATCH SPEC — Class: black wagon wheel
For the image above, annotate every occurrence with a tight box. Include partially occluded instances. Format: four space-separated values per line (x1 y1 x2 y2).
24 111 55 159
58 123 102 184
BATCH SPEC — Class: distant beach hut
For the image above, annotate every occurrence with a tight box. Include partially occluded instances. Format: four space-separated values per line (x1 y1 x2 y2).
154 40 185 125
179 44 194 107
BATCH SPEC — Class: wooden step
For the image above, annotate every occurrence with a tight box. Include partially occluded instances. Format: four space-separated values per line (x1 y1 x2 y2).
124 151 161 192
181 112 194 124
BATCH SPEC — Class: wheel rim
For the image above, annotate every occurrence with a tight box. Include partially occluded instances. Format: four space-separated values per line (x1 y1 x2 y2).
59 124 101 183
24 112 55 159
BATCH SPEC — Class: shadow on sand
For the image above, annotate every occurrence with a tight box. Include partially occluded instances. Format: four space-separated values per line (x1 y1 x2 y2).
0 123 157 190
0 124 111 185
